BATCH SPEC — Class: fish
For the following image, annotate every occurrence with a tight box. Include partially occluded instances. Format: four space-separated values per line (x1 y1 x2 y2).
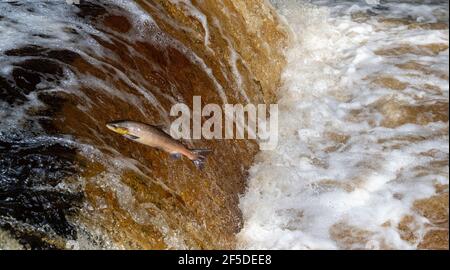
106 120 211 170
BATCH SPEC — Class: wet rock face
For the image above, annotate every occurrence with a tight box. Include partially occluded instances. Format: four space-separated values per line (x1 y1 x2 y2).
135 0 288 104
0 141 82 249
0 0 288 249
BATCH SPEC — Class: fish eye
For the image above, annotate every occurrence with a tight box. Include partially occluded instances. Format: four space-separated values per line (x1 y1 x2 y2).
108 122 123 129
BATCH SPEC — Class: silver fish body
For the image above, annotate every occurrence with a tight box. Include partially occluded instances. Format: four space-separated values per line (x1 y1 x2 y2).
106 120 211 170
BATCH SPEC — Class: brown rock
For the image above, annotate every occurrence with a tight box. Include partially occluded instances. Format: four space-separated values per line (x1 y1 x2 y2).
375 43 448 57
413 193 449 225
376 99 449 128
52 0 289 249
371 76 409 91
330 222 378 250
418 230 449 250
398 215 420 245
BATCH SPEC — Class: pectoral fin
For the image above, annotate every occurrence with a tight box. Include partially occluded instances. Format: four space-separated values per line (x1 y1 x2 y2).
170 153 182 160
124 134 140 140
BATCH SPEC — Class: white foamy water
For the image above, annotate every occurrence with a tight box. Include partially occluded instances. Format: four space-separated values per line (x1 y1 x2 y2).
239 0 448 249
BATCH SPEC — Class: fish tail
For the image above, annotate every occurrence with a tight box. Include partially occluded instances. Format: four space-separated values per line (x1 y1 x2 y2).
191 149 212 170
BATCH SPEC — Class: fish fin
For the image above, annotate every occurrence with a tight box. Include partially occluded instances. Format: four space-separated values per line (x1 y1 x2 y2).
191 149 213 170
170 153 182 160
193 159 205 170
124 134 140 140
153 124 169 134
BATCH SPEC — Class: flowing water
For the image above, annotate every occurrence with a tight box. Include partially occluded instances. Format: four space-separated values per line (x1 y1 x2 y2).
239 0 448 249
0 0 287 249
0 0 448 250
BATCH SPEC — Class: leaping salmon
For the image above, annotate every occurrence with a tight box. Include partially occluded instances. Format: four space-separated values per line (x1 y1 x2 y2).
106 120 211 170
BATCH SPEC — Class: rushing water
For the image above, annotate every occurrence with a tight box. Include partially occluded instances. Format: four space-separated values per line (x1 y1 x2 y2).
239 0 448 249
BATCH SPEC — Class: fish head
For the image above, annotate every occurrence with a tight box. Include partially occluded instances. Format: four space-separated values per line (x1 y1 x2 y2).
106 120 142 141
106 120 131 135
